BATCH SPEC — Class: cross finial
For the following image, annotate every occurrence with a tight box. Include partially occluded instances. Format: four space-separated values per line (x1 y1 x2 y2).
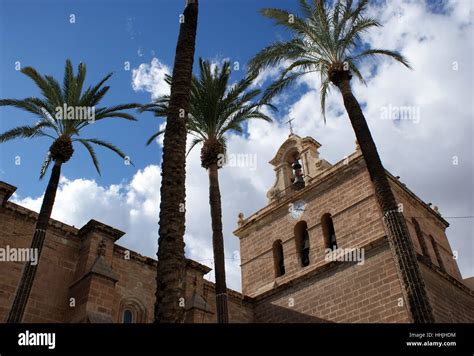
285 117 295 135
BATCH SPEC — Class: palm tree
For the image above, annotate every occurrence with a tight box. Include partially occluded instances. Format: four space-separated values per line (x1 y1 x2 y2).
154 0 198 323
1 60 138 323
248 0 434 323
142 58 273 323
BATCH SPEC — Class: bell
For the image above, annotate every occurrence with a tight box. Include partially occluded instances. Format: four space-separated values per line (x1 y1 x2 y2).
291 159 305 190
292 160 302 170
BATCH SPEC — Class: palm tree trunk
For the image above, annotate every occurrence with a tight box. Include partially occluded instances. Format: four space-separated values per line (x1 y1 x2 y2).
208 163 229 323
7 160 62 323
154 0 198 323
335 78 435 323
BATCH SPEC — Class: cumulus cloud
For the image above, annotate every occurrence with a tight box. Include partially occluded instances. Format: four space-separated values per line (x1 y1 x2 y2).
132 57 170 99
13 167 161 261
12 162 246 290
250 61 288 89
208 55 231 73
152 121 166 146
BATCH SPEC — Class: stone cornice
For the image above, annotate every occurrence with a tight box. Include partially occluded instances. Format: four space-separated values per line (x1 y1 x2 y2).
417 254 474 297
203 279 253 303
113 244 158 267
78 219 125 241
387 172 450 227
113 244 212 275
1 201 78 236
269 134 322 166
0 181 16 205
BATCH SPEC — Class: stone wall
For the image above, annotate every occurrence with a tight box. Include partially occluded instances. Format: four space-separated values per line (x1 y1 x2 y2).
0 182 250 323
253 240 410 323
236 154 386 297
234 150 473 323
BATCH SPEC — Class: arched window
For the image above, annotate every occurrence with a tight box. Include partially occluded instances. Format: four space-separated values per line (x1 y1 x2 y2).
321 213 337 250
119 298 147 323
429 235 446 272
273 240 285 277
123 309 134 323
295 221 310 267
412 218 429 257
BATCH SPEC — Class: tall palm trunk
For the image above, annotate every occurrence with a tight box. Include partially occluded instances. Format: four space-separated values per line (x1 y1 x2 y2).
208 163 229 323
7 160 62 323
335 75 435 323
154 0 198 323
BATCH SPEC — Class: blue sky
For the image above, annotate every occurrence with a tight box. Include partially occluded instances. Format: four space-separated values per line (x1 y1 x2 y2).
0 0 472 290
0 0 300 195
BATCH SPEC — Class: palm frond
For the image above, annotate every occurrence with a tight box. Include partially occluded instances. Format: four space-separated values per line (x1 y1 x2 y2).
0 121 53 143
86 138 132 166
143 58 273 156
63 59 75 105
261 71 308 103
246 0 411 126
320 77 331 123
20 67 58 105
186 136 203 157
0 99 46 118
348 49 411 68
79 72 113 106
247 39 306 75
146 129 165 146
345 58 367 85
1 60 138 176
298 0 313 19
74 62 87 104
76 139 101 175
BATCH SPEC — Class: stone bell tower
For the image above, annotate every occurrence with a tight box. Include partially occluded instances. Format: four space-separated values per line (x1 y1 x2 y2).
266 134 331 203
235 134 473 323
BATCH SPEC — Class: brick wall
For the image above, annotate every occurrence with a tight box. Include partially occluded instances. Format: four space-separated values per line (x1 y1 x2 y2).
253 240 410 323
200 280 254 323
0 202 79 323
390 178 462 281
419 262 474 322
237 155 386 297
111 245 157 322
0 184 250 323
235 150 473 323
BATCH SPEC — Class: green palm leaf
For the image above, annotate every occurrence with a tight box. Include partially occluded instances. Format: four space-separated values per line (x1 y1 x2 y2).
0 59 138 176
248 0 412 119
143 58 273 161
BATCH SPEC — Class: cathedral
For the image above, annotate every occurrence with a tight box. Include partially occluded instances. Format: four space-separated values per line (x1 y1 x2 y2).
0 134 473 323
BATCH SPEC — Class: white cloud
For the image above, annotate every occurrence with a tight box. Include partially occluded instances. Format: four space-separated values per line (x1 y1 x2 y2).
132 57 170 99
12 162 246 291
208 55 231 73
250 62 287 89
153 121 166 146
13 167 161 261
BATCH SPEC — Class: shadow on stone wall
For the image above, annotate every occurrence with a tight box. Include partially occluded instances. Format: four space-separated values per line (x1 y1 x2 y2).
255 303 332 323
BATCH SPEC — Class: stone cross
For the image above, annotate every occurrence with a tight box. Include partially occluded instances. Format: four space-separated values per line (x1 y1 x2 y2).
285 117 295 135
